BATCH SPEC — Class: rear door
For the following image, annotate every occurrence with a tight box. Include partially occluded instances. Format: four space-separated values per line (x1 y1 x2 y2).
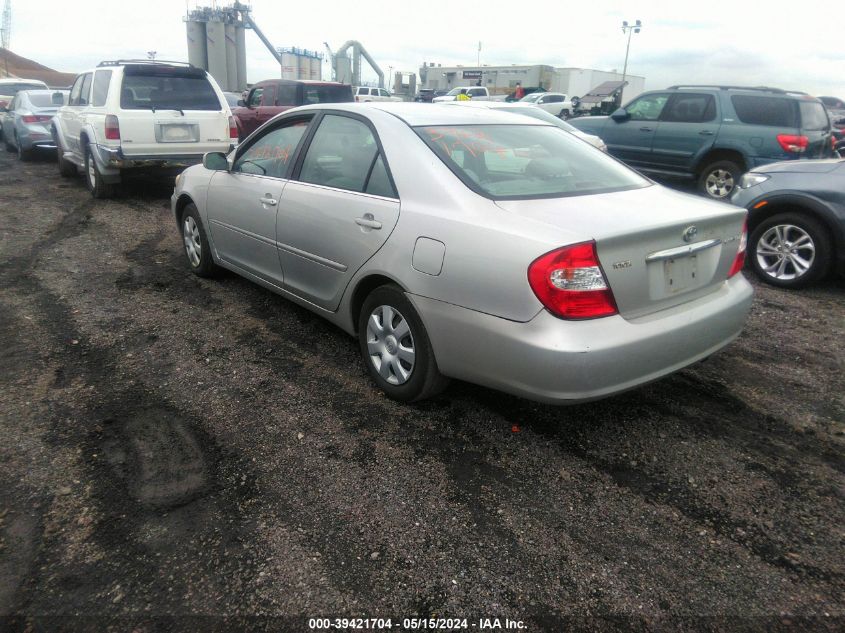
601 92 670 168
206 115 314 284
277 112 400 310
116 64 229 156
799 99 833 158
61 73 91 155
651 92 719 172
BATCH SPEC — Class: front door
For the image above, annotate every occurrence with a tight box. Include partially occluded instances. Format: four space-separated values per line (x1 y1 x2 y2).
602 92 670 168
277 113 400 311
206 116 313 285
651 92 719 171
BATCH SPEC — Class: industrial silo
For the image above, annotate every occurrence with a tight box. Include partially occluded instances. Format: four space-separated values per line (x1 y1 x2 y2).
235 23 247 91
225 22 237 91
205 18 228 92
185 19 208 70
297 54 309 81
281 50 296 81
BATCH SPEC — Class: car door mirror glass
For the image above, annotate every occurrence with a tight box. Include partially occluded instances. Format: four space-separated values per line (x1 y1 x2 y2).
203 152 229 171
611 108 629 122
237 99 245 107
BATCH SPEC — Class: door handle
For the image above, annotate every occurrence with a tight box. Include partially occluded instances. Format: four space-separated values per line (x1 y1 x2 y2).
699 130 714 136
355 215 382 230
259 195 278 206
639 126 653 132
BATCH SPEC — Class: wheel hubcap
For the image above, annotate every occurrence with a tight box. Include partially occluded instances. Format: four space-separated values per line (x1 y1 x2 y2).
183 216 202 267
366 305 415 386
756 224 815 281
705 169 734 198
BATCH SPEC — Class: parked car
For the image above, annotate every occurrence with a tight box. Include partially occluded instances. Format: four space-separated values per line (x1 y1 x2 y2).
172 103 752 404
519 91 578 119
432 86 500 102
570 86 834 201
2 89 69 160
414 88 442 103
53 59 236 198
0 78 49 139
505 86 546 102
233 79 353 139
354 87 402 102
818 96 845 129
440 100 607 151
730 159 845 287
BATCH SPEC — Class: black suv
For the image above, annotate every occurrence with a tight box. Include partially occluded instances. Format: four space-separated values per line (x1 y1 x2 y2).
570 86 833 200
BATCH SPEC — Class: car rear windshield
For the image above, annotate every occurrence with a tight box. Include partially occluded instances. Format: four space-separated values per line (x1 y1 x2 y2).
799 101 830 131
731 95 798 127
302 85 353 105
29 92 68 107
120 66 221 111
1 82 45 96
417 124 649 199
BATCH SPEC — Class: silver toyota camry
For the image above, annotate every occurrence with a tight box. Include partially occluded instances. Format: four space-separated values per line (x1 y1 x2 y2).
171 103 753 404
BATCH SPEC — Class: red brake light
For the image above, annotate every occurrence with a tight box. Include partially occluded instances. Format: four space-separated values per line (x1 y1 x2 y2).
22 115 51 123
104 114 120 140
728 218 748 278
527 241 618 320
228 115 238 139
776 134 808 153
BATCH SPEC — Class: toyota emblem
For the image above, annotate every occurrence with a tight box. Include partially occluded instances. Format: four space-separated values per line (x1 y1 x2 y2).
683 226 698 242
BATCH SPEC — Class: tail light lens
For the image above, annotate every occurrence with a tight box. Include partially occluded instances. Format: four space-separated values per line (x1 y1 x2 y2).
228 115 238 139
104 115 120 140
21 115 53 123
728 218 748 278
776 134 808 153
528 241 618 320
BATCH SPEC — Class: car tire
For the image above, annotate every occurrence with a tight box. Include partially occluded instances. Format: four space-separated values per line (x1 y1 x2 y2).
559 109 571 120
84 144 116 199
180 203 219 278
4 134 14 152
698 160 742 200
358 285 449 403
16 135 33 162
749 212 832 288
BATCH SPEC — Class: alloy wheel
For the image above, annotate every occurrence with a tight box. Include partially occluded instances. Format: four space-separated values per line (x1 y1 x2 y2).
183 216 202 267
366 305 416 385
755 224 815 281
705 168 734 198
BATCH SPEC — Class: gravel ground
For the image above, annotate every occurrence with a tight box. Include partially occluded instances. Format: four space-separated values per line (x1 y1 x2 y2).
0 149 843 633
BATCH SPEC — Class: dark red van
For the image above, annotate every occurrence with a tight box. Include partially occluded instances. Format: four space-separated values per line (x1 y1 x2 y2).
232 79 353 139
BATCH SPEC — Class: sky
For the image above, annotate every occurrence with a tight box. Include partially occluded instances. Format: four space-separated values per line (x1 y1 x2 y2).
8 0 845 97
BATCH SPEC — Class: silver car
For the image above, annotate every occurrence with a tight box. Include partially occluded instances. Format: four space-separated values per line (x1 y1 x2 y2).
2 89 69 160
172 103 753 404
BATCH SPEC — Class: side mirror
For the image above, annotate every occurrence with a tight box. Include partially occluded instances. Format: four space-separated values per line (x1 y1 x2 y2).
0 101 7 112
610 108 629 122
203 152 229 171
237 99 245 107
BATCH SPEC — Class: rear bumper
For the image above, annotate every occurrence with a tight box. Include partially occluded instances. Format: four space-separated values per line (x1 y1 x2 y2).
410 275 754 404
91 144 235 179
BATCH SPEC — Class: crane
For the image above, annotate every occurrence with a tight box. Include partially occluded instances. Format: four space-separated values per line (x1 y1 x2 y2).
1 0 10 51
323 42 335 81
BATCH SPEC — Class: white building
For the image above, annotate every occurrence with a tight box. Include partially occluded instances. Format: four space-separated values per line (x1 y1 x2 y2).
418 63 645 103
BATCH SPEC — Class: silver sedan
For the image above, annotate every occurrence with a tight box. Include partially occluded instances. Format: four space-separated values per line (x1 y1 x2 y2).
172 103 753 404
2 89 68 160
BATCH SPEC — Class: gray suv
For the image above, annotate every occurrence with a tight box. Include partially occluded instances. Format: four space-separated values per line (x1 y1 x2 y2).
570 85 833 200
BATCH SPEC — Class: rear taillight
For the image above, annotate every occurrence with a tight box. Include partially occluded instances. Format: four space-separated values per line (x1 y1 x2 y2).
228 115 238 139
104 115 120 140
528 241 618 320
728 218 748 278
776 134 808 153
21 115 52 123
832 134 837 151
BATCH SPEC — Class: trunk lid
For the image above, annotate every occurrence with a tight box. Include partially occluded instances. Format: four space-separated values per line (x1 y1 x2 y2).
496 185 747 319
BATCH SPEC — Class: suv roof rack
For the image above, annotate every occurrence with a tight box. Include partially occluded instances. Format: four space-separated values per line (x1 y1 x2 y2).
97 59 195 68
667 85 808 96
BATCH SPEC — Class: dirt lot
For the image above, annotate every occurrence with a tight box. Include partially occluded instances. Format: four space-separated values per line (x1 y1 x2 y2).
0 148 843 632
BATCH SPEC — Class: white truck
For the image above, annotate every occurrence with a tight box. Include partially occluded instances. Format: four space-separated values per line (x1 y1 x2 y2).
432 86 507 103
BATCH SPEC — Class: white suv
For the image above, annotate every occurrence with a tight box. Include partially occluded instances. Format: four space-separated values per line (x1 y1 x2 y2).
53 60 236 198
354 87 401 102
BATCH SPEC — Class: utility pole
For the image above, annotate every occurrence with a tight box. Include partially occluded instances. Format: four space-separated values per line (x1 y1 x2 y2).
477 41 481 67
1 0 11 77
620 19 641 105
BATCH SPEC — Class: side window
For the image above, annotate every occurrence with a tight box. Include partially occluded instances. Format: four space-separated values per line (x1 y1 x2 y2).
661 93 716 123
78 73 93 107
299 114 380 193
365 155 397 198
469 88 485 97
92 70 112 108
358 88 369 96
276 85 297 105
547 95 564 103
731 96 797 127
261 85 275 106
799 101 830 131
248 87 264 107
626 93 670 121
233 118 311 178
379 89 390 98
69 75 85 106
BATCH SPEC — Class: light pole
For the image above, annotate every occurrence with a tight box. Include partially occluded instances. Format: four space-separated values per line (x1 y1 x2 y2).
620 20 641 104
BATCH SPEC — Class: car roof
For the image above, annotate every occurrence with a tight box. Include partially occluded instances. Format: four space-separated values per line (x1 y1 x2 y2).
19 89 68 96
0 78 47 85
363 102 552 126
